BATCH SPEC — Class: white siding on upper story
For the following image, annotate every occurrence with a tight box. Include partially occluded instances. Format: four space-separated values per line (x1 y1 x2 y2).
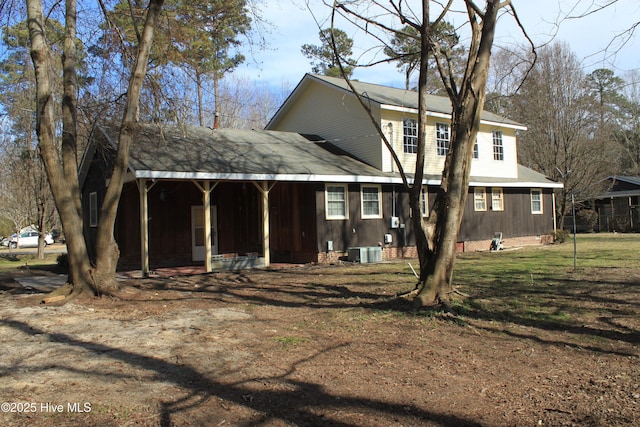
268 77 522 180
471 123 519 179
380 109 519 179
269 81 384 169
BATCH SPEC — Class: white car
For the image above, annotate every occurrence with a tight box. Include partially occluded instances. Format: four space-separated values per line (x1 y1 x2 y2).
9 231 54 249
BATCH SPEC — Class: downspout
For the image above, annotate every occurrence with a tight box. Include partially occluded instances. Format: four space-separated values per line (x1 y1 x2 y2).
552 191 557 236
387 122 394 173
629 196 633 230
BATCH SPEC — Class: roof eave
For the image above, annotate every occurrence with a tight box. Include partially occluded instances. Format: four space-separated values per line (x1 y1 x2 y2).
131 170 562 188
380 104 527 131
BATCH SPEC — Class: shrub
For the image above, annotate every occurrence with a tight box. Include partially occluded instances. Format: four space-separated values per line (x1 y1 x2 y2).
552 229 569 243
56 253 68 270
576 209 598 232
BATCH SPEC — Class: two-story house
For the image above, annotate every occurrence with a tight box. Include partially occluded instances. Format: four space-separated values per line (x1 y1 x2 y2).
80 73 561 274
266 74 562 254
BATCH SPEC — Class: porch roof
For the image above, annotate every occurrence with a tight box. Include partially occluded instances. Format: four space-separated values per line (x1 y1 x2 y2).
122 124 398 183
96 123 561 188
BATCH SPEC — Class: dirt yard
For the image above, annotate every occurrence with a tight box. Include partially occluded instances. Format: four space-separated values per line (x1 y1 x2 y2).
0 254 638 426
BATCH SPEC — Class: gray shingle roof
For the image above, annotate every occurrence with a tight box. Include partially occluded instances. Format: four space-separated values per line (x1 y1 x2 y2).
308 74 524 128
113 124 397 182
92 123 559 187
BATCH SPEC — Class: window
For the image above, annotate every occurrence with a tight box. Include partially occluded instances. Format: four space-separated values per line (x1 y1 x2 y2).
326 184 348 219
473 139 479 159
492 130 504 161
531 189 543 214
491 188 504 211
474 187 487 211
436 123 450 156
421 186 429 217
361 185 382 218
89 192 98 227
403 118 418 153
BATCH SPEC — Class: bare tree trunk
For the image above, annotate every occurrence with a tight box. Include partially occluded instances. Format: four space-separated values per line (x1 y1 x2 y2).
415 0 500 306
409 0 436 294
197 70 204 126
27 0 95 296
93 0 165 294
37 198 46 259
214 69 220 125
28 0 165 297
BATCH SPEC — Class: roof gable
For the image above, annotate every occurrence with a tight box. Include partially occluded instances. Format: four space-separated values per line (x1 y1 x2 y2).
267 73 524 129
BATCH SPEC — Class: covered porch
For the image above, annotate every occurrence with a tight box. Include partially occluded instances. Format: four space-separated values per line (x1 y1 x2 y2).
116 179 318 275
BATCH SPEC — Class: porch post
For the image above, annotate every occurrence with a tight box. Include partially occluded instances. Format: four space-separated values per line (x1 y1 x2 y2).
203 181 212 272
252 181 276 267
192 180 218 273
262 182 270 267
261 181 271 267
138 179 150 277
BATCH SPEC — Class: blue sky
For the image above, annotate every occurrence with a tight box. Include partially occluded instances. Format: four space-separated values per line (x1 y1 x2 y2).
236 0 640 89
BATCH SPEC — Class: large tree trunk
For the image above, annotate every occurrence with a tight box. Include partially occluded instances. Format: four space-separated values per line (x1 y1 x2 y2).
28 0 165 297
414 0 500 307
27 0 95 297
93 0 165 294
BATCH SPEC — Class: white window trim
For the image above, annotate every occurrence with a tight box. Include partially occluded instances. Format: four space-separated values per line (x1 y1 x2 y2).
402 118 418 154
491 187 504 212
360 184 382 219
421 186 429 217
531 189 544 214
492 130 504 161
89 192 98 227
325 184 349 220
474 187 487 211
436 122 450 156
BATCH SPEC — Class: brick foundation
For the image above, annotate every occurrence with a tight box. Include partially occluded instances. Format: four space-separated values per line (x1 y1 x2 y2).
315 234 553 263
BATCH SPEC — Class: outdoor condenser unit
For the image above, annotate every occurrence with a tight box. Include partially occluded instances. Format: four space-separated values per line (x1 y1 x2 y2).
348 247 382 263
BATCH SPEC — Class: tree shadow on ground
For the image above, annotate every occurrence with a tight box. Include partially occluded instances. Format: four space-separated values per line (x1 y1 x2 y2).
119 265 639 357
438 273 640 354
1 318 483 427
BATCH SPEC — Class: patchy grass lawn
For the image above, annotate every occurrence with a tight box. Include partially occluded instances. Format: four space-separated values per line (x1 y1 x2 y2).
0 252 59 273
0 233 638 426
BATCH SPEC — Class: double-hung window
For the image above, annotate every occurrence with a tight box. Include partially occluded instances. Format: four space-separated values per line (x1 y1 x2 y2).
491 188 504 211
474 187 487 211
403 118 418 153
436 123 450 156
326 184 348 219
492 130 504 161
361 185 382 218
531 189 543 214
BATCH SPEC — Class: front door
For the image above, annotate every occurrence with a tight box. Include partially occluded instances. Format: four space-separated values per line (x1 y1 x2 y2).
191 205 218 261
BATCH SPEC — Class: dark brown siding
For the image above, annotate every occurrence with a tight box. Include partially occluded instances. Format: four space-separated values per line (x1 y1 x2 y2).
117 181 263 269
270 182 318 263
215 183 262 255
114 183 141 268
459 187 554 241
316 184 554 254
116 181 201 269
315 183 414 252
